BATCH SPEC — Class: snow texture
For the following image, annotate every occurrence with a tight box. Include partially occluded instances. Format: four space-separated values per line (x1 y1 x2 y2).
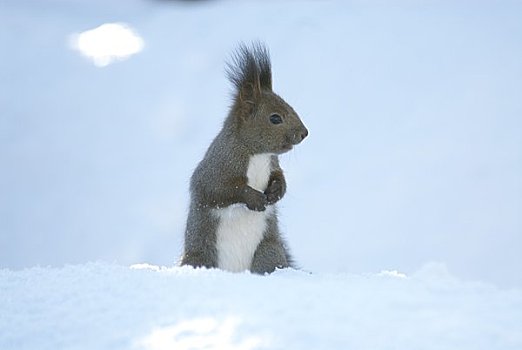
1 262 521 350
2 1 521 347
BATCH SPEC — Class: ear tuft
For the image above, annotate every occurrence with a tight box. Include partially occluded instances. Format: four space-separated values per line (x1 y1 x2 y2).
226 41 272 101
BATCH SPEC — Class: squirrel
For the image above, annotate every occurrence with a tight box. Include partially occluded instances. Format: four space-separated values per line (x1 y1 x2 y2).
180 42 308 274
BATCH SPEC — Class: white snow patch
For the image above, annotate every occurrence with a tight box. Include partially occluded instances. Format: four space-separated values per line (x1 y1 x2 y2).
70 23 144 67
378 269 408 279
130 263 163 271
1 262 521 350
137 317 265 350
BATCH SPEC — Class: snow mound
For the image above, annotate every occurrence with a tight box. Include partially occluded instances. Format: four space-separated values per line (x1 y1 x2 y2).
1 262 521 350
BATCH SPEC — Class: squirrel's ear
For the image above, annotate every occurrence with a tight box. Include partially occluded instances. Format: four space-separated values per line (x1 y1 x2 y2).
226 42 272 106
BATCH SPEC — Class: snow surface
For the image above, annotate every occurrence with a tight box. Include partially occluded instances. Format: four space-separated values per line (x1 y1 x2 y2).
1 262 521 350
2 2 522 347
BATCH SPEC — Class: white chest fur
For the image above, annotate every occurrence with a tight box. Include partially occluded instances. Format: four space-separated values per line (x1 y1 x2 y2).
215 153 274 272
246 153 272 192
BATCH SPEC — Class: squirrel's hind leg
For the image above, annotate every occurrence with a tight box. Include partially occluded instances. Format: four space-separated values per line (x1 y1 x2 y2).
250 216 293 274
251 235 291 274
180 250 217 269
181 207 219 269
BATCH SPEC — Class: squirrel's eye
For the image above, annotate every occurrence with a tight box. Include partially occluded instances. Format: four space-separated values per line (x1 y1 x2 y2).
270 114 283 125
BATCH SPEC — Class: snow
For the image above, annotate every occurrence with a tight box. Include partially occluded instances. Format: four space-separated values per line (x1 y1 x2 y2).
1 262 521 350
1 0 522 346
70 23 144 67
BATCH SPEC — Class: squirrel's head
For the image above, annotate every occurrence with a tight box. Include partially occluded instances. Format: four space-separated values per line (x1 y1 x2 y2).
225 42 308 155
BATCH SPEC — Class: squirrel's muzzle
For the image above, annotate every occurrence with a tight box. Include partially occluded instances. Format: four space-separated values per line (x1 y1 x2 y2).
292 127 309 145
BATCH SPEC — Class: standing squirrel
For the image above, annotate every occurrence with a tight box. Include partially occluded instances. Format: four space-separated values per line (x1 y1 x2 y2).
180 42 308 274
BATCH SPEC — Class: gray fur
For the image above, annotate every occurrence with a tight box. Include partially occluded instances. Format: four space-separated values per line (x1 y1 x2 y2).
180 42 308 274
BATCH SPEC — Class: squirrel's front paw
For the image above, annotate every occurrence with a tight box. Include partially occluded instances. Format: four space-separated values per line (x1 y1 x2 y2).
265 179 285 204
244 188 268 211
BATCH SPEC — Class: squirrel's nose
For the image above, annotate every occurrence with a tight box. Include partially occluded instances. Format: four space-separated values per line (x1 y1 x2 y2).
296 128 308 143
301 128 309 141
291 127 309 145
